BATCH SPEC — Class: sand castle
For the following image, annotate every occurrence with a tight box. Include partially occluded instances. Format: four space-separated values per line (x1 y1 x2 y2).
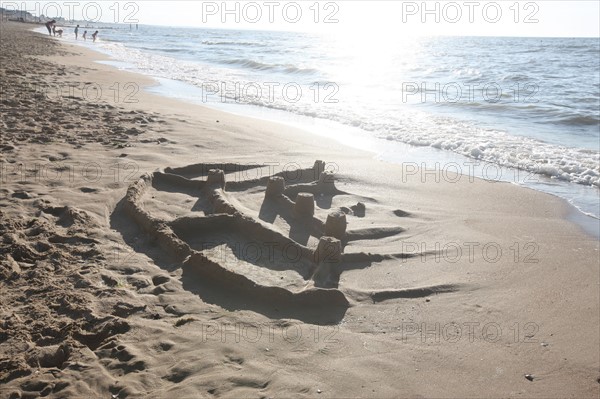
122 160 420 318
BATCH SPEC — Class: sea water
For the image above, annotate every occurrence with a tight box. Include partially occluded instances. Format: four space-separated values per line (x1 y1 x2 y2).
39 24 600 225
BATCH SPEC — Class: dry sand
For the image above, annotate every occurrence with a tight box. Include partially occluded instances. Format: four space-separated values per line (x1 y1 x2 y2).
0 21 598 398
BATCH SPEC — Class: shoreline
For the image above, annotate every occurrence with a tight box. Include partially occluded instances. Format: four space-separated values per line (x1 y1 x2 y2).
47 24 600 231
2 22 599 398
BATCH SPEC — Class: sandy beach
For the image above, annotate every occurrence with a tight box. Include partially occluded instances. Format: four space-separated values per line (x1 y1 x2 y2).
0 21 599 398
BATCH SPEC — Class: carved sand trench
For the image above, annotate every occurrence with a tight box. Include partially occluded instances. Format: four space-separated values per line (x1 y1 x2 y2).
121 161 450 322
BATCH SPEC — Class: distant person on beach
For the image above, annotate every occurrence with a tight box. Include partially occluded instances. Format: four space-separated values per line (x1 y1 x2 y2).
75 25 79 40
45 20 55 36
92 31 98 42
83 31 87 41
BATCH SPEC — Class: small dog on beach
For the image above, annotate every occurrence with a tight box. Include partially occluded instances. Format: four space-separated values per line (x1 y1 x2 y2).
55 29 63 38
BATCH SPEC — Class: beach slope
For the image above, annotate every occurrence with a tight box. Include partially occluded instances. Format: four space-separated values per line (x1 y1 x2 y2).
0 22 598 398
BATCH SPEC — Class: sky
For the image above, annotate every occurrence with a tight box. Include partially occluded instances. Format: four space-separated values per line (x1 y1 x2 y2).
3 1 599 37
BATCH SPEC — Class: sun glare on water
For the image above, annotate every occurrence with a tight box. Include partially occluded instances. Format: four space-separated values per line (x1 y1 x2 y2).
320 26 424 106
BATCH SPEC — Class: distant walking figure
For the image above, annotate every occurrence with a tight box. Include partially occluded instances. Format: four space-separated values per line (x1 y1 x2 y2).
75 24 79 40
83 31 87 41
45 19 55 35
92 31 98 42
